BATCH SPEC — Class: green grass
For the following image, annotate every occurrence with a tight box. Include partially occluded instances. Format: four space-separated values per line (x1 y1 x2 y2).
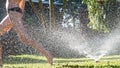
2 54 120 68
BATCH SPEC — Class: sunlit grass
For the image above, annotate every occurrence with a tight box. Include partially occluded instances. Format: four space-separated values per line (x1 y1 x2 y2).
2 54 120 68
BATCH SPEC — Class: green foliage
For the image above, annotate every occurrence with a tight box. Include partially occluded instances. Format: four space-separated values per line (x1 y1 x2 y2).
83 0 109 33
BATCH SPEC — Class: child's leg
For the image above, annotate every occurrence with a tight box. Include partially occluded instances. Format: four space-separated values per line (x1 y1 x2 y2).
9 11 53 65
0 15 12 36
0 15 12 66
0 43 2 66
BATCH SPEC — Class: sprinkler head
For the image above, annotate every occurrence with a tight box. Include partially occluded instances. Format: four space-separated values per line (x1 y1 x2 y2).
96 61 99 63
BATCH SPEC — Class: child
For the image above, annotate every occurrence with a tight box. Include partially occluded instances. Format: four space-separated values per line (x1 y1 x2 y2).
0 0 53 66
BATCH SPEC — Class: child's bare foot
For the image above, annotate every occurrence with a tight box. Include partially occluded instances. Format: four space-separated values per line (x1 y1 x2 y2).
0 61 2 67
46 51 54 65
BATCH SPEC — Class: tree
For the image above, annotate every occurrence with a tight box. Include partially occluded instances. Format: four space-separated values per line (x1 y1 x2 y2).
83 0 109 33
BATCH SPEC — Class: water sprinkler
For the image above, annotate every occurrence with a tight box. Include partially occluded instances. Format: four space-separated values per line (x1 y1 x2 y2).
95 60 100 63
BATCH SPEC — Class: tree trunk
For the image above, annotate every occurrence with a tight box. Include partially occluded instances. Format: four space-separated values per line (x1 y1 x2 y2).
79 8 90 35
49 0 55 30
29 0 46 29
61 0 67 22
38 0 46 29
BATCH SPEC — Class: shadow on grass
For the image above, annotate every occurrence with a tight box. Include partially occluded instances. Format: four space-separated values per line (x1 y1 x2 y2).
3 54 120 65
2 54 91 64
3 57 87 64
3 55 47 64
54 59 92 63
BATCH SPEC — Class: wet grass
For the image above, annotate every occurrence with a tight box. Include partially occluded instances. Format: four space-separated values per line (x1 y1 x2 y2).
2 54 120 68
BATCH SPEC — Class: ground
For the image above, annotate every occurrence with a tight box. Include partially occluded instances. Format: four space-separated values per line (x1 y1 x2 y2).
2 54 120 68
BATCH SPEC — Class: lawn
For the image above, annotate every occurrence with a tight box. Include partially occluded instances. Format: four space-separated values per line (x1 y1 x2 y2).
2 54 120 68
